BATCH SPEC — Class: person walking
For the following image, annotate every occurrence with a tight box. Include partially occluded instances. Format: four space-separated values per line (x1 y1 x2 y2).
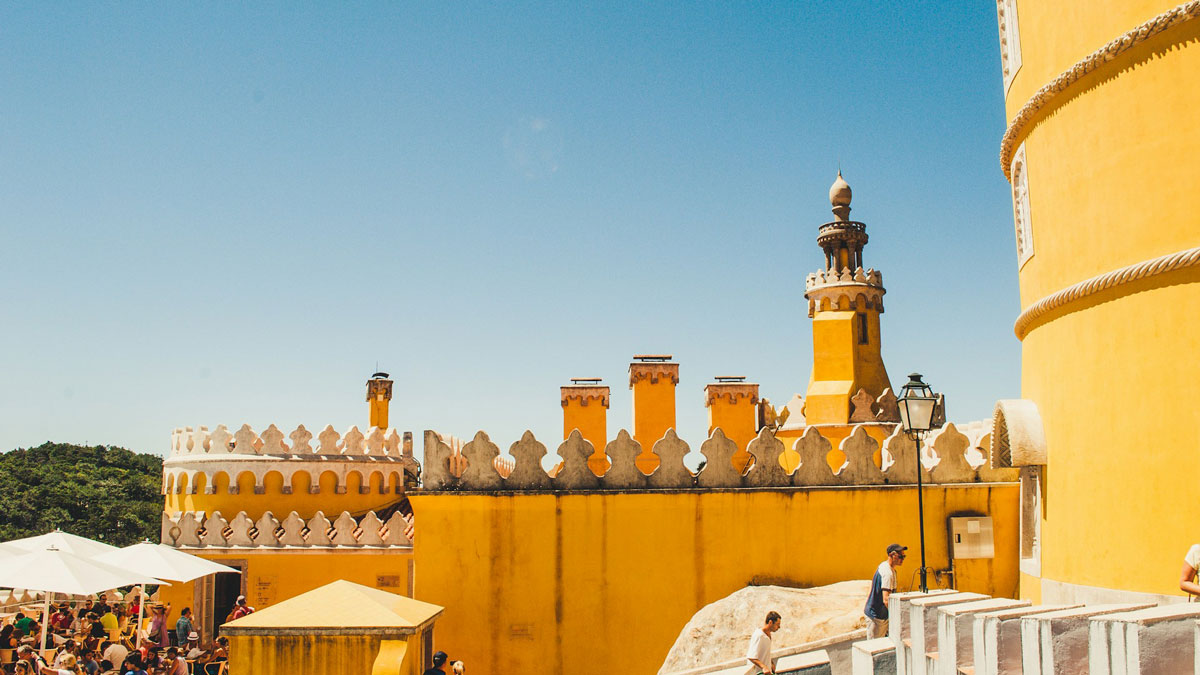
864 543 907 639
744 610 780 675
422 651 450 675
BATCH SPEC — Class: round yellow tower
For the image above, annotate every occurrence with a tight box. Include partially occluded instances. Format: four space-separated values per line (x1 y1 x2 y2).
802 172 893 426
157 377 420 638
995 0 1200 604
162 422 413 521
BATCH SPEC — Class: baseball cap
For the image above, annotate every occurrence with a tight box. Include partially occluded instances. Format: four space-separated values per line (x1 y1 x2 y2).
432 651 448 666
886 543 908 555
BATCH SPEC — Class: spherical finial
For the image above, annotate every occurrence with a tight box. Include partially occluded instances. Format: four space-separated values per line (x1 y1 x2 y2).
829 170 852 207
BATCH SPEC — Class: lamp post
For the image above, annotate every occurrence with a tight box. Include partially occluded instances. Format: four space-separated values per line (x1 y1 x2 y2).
897 373 940 593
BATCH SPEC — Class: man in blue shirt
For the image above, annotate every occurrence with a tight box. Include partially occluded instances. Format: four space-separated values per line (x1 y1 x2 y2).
864 543 906 639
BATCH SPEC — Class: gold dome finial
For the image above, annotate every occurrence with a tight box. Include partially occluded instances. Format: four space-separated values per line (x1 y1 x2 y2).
829 170 852 208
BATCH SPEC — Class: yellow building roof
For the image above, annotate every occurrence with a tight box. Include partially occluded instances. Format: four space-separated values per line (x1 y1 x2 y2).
223 579 443 633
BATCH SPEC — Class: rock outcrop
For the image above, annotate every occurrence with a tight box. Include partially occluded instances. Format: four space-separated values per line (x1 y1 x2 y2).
658 581 870 673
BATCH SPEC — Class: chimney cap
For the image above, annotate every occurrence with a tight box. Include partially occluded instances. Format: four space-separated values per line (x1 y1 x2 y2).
713 375 746 383
632 354 673 362
371 372 390 380
569 377 603 385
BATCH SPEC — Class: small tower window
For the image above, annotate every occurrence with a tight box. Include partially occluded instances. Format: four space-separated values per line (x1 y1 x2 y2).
1011 143 1034 269
857 313 869 345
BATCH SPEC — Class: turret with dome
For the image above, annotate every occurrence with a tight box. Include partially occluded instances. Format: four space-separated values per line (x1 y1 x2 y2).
796 171 894 427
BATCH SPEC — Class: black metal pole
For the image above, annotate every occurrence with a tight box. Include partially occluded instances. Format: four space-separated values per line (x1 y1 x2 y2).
915 434 928 593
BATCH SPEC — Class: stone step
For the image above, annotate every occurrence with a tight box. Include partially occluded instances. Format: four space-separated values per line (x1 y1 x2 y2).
973 604 1080 675
935 598 1029 675
1020 603 1154 674
852 637 896 675
1087 604 1200 675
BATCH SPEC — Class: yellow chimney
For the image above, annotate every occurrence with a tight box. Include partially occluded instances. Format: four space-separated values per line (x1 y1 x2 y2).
704 377 759 471
629 355 678 473
561 378 610 475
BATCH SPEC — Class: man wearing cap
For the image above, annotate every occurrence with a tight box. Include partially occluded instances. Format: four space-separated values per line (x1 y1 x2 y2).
227 595 254 622
864 543 907 639
422 650 450 675
184 632 204 660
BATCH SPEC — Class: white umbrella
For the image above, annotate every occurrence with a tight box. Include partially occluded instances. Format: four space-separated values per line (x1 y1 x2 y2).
0 529 121 559
95 541 240 643
0 545 166 650
95 542 241 583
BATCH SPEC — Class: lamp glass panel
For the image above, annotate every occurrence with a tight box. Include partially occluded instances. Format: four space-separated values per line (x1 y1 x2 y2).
905 398 936 431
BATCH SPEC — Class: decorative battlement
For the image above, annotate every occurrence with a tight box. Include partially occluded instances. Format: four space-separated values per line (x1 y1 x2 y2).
419 422 1016 492
804 267 886 318
163 423 420 496
628 361 680 387
169 423 413 458
160 509 413 549
703 382 759 407
560 386 611 408
804 266 884 291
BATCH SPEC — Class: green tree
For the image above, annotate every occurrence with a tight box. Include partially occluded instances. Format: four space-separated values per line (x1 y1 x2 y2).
0 443 162 546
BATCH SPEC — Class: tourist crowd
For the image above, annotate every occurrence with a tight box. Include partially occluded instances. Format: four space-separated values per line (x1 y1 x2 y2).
0 597 237 675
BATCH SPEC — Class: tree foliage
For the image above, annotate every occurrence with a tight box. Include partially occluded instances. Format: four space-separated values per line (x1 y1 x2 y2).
0 443 162 546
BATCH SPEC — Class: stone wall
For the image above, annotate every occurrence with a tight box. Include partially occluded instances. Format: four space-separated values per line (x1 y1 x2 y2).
420 422 1016 492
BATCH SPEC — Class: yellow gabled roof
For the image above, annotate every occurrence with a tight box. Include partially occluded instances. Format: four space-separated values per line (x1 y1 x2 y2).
223 579 443 630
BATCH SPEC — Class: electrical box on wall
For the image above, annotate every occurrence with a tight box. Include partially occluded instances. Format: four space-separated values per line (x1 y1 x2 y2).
949 516 994 559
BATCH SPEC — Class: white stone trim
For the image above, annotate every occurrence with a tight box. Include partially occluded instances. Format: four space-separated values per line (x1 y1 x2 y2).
1000 0 1200 180
1010 144 1034 270
996 0 1022 95
1013 245 1200 340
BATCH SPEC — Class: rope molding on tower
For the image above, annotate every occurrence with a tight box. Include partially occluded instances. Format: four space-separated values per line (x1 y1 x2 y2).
999 0 1200 180
1014 246 1200 340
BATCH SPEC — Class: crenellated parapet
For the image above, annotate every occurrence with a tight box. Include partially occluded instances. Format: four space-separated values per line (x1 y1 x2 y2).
160 508 413 549
805 266 883 291
703 382 759 407
628 361 680 387
803 267 886 318
419 422 1016 492
163 423 420 496
560 386 610 408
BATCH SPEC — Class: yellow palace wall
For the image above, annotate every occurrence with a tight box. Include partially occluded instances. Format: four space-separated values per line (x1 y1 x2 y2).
163 468 405 521
228 634 425 675
409 486 1019 674
1005 0 1200 601
157 549 416 634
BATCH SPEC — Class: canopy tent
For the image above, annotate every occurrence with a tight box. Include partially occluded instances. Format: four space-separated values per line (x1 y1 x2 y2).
0 542 165 650
0 529 121 559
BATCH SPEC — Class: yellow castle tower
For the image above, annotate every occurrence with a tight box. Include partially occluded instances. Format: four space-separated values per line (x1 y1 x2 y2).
156 374 417 639
367 372 394 429
802 172 892 425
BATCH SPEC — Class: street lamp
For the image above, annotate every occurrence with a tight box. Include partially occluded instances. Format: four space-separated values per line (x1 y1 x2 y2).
897 373 941 593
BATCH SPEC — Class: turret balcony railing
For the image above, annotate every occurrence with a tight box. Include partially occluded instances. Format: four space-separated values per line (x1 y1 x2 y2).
818 220 866 234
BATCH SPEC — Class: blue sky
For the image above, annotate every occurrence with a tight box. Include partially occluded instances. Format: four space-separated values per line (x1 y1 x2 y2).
0 2 1020 456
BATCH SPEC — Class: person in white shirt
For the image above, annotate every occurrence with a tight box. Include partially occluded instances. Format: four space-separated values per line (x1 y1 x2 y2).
1180 544 1200 597
100 641 127 673
184 632 204 660
744 610 780 675
864 543 907 638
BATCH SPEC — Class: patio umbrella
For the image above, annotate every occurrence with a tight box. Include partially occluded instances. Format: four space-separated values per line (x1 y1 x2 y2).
95 541 240 583
96 541 242 638
0 529 121 559
0 545 166 651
